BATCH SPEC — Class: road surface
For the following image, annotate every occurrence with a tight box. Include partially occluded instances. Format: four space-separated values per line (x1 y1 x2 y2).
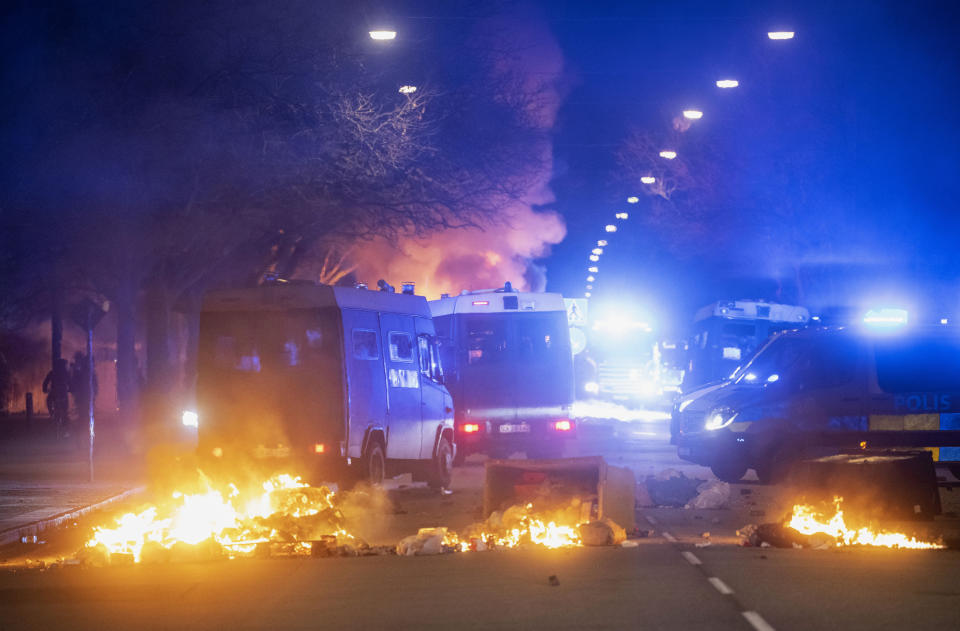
2 407 959 630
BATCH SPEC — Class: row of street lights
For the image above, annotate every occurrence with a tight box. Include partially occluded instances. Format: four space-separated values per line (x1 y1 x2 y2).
582 27 796 298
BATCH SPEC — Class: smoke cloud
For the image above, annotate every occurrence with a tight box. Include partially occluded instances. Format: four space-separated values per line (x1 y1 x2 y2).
352 7 567 298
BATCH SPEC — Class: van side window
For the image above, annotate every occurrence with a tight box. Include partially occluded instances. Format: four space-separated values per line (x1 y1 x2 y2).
352 329 379 360
389 331 415 363
418 336 431 375
875 335 960 392
793 338 858 388
418 335 445 383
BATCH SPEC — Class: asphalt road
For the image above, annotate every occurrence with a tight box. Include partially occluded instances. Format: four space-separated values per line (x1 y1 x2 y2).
2 406 959 630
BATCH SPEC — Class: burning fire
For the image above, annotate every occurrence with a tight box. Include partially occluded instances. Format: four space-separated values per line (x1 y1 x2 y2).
786 498 944 550
86 474 351 562
85 474 588 564
449 503 584 551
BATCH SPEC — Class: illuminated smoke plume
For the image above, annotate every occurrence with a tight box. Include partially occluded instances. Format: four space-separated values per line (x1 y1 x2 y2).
352 8 567 298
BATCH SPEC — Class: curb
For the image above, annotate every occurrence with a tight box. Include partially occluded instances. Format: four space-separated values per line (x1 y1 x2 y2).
0 486 146 547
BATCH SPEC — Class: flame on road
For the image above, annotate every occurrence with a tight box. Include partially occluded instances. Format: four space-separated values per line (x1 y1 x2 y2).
85 474 587 563
449 503 584 551
786 498 944 550
86 474 349 562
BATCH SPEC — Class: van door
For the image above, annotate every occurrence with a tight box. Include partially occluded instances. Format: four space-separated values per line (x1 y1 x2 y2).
379 313 422 459
416 325 450 459
785 333 866 433
342 309 387 459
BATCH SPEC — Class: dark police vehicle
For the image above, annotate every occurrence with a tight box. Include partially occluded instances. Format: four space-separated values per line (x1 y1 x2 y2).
430 285 575 462
683 299 810 391
195 282 454 488
672 321 960 482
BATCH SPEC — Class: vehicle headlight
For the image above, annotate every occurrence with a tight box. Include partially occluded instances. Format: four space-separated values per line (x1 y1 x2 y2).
704 408 736 431
584 381 600 394
182 410 199 428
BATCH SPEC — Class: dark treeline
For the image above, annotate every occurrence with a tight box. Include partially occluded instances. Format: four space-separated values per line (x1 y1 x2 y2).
0 1 557 429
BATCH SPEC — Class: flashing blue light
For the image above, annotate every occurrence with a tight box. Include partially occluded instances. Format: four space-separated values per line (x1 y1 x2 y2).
863 308 908 328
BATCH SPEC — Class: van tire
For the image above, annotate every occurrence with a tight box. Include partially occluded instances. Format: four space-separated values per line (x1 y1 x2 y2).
363 442 386 486
427 435 454 490
710 458 748 482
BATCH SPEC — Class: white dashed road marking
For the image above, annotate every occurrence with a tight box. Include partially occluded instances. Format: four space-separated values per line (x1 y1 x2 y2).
708 576 734 595
662 531 677 542
680 551 701 566
742 611 776 631
645 515 657 526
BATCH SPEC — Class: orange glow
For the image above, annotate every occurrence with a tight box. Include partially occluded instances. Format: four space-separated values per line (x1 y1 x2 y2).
211 447 223 458
462 423 481 433
554 420 572 432
787 498 944 549
314 443 325 454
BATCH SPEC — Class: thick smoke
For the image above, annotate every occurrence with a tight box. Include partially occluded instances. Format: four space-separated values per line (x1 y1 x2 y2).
352 8 567 298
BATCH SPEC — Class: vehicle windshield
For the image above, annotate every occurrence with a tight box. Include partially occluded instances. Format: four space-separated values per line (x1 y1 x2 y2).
733 335 807 384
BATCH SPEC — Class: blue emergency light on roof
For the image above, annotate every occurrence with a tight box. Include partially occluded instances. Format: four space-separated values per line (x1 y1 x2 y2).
863 308 908 327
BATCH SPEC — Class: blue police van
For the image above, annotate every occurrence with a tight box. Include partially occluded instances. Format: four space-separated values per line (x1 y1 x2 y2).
430 285 576 462
673 324 960 482
195 282 454 488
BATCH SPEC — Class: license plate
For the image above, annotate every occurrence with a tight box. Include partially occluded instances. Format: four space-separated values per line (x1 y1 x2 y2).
499 423 530 434
254 445 292 459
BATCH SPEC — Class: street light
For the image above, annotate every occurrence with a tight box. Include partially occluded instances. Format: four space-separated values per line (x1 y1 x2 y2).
659 150 677 160
682 110 703 120
592 248 603 255
585 292 591 298
627 196 639 204
605 224 617 233
767 31 795 40
398 85 417 94
590 255 600 262
587 275 595 282
588 266 599 273
586 285 593 290
369 30 397 40
615 212 628 220
716 79 739 88
640 176 656 184
597 240 607 247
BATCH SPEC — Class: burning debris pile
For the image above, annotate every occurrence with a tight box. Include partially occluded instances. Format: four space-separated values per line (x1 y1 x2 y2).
81 474 360 564
80 473 628 566
739 498 945 550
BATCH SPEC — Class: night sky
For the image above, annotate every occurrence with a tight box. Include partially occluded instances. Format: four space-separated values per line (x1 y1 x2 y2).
536 0 960 330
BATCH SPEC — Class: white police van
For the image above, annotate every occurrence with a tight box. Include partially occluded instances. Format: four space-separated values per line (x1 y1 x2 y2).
429 284 576 461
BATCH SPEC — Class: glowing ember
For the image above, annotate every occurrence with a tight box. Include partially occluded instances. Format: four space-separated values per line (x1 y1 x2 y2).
786 498 944 550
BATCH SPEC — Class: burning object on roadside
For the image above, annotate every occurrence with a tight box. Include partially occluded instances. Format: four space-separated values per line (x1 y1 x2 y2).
739 497 945 550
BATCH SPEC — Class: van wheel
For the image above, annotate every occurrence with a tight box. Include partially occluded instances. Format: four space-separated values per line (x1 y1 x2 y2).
428 436 454 490
363 442 386 486
710 458 748 483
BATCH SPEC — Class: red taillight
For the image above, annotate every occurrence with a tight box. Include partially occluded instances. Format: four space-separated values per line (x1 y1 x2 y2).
314 443 326 454
462 423 480 433
553 419 573 432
